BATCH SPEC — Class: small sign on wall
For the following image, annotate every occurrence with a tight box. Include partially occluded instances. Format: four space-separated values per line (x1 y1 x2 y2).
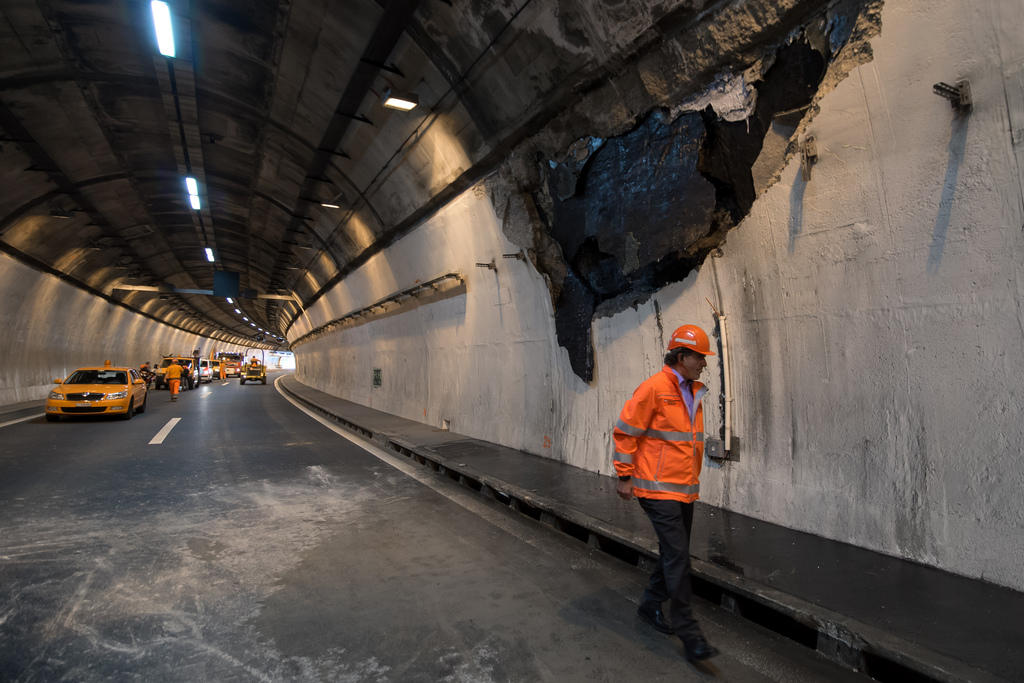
372 368 382 388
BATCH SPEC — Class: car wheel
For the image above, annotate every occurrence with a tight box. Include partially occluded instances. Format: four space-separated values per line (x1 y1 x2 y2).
240 379 245 384
46 414 59 422
122 399 134 420
137 394 147 414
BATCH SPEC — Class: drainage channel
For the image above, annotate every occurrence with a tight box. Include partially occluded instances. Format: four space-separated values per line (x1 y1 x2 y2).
282 384 944 683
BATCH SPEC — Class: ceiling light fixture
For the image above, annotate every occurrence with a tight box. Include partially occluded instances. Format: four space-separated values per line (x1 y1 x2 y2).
234 308 241 314
320 202 341 209
185 175 201 210
226 297 233 304
151 1 175 58
383 89 418 111
204 247 215 262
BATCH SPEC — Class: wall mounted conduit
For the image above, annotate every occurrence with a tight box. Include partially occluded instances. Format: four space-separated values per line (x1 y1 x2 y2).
289 272 465 348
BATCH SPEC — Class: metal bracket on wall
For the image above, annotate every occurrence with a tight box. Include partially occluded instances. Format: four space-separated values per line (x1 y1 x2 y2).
800 135 818 182
475 259 497 271
933 80 972 114
502 251 525 261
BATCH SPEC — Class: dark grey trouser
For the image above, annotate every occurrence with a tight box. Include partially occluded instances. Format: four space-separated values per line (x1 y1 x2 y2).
638 497 702 642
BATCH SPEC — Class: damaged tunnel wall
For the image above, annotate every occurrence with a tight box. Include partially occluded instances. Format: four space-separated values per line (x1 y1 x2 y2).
546 35 830 381
290 0 1024 592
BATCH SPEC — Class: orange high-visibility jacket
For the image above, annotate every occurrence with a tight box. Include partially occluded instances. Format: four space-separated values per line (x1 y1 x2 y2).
613 366 708 502
164 364 183 380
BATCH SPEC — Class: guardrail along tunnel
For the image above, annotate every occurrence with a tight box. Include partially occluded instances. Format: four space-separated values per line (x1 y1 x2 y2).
2 1 1024 680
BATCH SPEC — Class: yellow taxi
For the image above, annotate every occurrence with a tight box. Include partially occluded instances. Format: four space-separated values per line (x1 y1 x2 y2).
46 361 149 422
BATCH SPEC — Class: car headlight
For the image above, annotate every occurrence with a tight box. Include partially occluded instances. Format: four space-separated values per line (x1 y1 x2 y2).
48 391 64 400
105 390 128 399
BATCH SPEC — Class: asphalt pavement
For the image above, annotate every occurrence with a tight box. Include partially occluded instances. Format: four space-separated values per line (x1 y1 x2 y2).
0 371 867 682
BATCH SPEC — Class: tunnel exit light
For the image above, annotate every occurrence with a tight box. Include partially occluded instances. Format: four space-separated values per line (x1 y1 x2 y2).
151 1 175 58
204 247 215 262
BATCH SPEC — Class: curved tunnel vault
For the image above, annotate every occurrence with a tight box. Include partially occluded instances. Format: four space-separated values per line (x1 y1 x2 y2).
4 0 1024 602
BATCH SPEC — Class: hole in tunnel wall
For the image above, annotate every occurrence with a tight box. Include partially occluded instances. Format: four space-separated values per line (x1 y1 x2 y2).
539 6 875 381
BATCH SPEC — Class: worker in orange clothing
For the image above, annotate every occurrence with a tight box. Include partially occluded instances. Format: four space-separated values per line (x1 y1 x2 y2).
164 359 183 401
613 324 719 664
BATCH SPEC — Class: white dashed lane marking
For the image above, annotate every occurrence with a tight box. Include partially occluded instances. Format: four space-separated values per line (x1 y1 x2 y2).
149 418 182 445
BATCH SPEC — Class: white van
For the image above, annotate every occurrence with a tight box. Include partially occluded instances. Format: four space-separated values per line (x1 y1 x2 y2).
198 358 214 384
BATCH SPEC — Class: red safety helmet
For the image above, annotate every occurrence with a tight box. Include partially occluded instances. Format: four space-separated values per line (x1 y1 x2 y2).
667 324 715 355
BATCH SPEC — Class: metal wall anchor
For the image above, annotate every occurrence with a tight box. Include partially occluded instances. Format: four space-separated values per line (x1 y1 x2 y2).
502 251 525 261
933 80 972 114
475 259 497 271
800 135 818 182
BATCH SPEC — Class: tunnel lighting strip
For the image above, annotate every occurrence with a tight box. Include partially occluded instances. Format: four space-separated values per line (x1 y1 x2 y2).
204 247 215 262
185 176 201 210
289 272 464 348
151 1 175 58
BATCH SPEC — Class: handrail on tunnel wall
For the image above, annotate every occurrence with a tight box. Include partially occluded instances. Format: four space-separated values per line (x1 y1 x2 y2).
289 272 466 348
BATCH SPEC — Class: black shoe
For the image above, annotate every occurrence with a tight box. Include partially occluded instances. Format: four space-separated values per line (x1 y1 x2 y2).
682 637 719 663
637 602 674 634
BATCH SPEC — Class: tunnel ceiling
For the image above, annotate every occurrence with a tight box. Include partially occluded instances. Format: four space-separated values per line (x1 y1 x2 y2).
0 0 880 353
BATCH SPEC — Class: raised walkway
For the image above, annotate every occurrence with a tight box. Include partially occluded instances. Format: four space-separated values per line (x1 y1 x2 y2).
276 375 1023 683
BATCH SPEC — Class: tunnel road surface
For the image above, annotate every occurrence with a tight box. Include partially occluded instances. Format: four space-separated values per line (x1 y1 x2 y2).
1 372 865 682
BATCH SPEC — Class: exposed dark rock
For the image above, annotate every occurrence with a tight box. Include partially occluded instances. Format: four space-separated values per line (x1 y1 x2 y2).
544 20 860 382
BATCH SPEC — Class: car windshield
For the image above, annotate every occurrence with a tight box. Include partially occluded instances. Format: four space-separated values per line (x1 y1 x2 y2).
65 370 127 385
159 358 174 368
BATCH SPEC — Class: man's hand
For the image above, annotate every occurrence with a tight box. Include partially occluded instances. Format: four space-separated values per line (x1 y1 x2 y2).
616 478 634 500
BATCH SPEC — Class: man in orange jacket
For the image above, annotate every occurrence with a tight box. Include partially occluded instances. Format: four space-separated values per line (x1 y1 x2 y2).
614 324 719 663
164 359 183 401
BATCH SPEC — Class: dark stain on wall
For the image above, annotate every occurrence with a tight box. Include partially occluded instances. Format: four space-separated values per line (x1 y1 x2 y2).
546 35 833 381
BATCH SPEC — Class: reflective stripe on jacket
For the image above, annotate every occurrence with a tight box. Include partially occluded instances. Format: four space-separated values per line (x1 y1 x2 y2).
613 366 707 502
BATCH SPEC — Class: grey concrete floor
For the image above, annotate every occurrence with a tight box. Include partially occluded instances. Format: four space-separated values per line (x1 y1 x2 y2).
0 372 866 682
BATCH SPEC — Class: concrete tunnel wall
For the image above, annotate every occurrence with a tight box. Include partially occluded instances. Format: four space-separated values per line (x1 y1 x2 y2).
290 0 1024 592
0 252 251 405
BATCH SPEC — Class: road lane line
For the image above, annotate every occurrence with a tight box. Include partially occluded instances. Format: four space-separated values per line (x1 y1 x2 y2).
149 418 182 445
0 413 44 429
221 381 230 386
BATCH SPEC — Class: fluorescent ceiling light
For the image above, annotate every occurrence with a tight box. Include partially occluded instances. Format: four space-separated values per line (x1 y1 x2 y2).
226 297 233 303
243 317 249 321
185 176 198 195
204 247 215 262
151 1 175 58
320 202 341 209
383 92 418 111
250 323 256 327
189 194 201 210
234 308 241 314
